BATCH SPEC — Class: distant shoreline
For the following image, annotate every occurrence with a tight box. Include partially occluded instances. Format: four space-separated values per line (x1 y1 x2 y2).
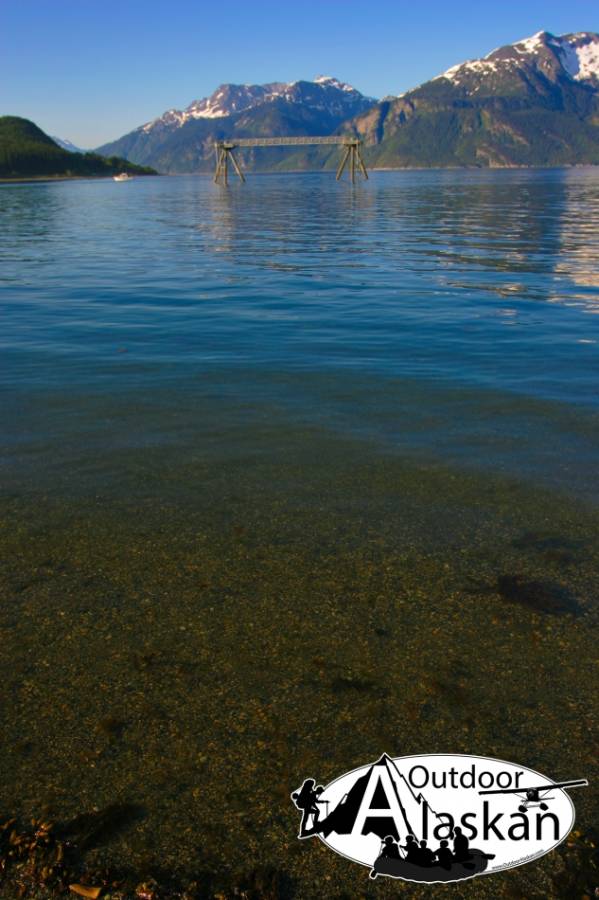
2 164 597 184
152 163 599 176
0 173 162 184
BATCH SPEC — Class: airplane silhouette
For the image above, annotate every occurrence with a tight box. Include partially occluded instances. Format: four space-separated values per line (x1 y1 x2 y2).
478 779 588 812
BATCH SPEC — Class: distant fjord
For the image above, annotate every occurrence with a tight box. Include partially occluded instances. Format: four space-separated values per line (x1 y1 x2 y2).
94 31 599 172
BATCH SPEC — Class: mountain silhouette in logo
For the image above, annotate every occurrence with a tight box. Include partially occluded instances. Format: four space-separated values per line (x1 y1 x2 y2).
317 754 430 840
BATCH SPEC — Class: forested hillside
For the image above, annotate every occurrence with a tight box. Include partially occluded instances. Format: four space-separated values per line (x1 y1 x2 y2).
0 117 157 178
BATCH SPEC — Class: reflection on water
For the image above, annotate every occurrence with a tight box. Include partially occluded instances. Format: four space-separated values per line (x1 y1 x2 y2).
0 170 598 898
1 168 598 500
552 174 599 303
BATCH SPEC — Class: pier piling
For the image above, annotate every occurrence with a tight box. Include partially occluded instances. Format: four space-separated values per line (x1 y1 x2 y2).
213 136 368 184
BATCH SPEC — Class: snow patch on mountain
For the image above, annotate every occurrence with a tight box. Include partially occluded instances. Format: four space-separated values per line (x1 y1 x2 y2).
440 58 502 81
554 35 599 81
314 75 356 92
513 31 546 54
577 41 599 80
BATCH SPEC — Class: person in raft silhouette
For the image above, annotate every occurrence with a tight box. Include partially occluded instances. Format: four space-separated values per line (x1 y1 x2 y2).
452 826 472 862
292 779 323 836
435 839 454 871
400 834 420 863
414 839 436 866
380 836 401 859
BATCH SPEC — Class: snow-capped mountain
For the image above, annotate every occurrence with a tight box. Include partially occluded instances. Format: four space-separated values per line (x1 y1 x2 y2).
434 30 599 90
138 76 373 133
348 30 599 168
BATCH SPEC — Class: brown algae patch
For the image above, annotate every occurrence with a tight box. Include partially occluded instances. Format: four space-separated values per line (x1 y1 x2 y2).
0 450 598 898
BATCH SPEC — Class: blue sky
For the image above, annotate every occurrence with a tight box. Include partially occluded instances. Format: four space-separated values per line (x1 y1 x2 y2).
1 0 597 148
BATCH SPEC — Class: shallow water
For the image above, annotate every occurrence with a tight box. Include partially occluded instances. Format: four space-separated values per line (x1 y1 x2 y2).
0 170 598 898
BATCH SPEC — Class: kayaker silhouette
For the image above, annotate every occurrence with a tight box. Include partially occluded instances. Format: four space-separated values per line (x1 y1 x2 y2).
452 826 472 862
291 779 324 837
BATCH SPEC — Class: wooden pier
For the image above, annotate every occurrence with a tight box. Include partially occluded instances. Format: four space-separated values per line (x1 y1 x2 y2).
214 136 368 185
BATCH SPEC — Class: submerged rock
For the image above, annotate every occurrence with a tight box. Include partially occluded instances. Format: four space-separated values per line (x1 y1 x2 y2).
331 676 377 694
511 531 584 553
511 532 586 567
96 717 127 740
59 803 143 852
479 574 582 616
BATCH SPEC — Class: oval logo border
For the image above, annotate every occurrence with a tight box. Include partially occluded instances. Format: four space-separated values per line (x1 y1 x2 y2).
314 752 577 882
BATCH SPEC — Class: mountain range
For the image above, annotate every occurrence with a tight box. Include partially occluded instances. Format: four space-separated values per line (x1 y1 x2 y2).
96 76 375 173
95 31 599 172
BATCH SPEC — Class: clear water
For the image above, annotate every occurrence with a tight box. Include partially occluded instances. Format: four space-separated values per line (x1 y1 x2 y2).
2 170 599 499
0 170 598 897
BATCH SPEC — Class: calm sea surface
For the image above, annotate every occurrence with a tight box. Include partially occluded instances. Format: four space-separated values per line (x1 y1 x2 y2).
1 171 598 897
2 170 599 498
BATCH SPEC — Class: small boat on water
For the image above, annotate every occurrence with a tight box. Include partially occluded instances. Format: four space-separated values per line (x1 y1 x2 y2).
113 173 133 182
